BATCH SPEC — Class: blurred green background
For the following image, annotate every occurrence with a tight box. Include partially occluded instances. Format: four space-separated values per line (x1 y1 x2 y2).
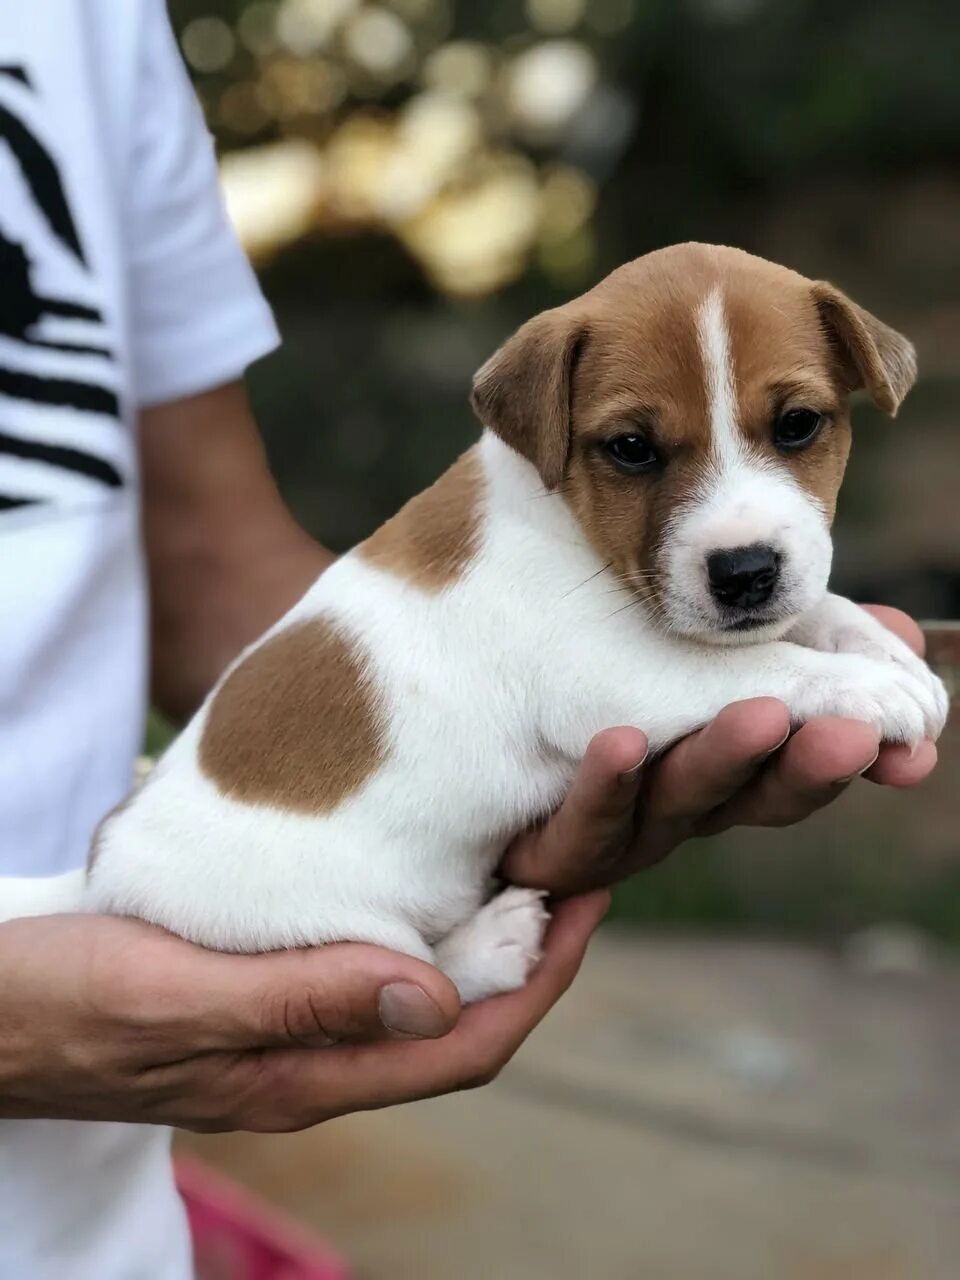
163 0 959 941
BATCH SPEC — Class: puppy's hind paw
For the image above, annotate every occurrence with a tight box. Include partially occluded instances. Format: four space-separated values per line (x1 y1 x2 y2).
435 888 550 1004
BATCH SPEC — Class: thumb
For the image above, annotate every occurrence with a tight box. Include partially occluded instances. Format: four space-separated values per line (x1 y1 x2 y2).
174 940 462 1051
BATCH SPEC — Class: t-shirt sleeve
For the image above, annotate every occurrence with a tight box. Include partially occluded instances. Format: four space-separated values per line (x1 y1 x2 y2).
125 0 279 407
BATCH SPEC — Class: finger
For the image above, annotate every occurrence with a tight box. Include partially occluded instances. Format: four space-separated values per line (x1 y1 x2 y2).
502 728 648 895
223 893 610 1131
697 716 880 833
860 604 925 656
165 941 462 1051
626 698 791 868
863 739 938 788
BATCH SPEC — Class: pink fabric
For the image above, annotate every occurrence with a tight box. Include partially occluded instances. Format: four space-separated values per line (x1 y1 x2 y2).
175 1157 351 1280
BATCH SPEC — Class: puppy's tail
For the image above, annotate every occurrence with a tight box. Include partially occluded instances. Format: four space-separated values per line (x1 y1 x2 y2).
0 870 86 924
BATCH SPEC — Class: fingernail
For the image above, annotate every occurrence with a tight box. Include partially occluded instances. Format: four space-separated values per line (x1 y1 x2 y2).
836 750 881 786
619 750 650 784
379 983 450 1039
752 728 791 766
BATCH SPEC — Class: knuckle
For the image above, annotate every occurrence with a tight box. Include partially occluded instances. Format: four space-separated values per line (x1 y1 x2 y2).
259 985 337 1047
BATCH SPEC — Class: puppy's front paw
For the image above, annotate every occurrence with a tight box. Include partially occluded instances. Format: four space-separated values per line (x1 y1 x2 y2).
435 888 550 1004
788 597 948 742
791 651 944 745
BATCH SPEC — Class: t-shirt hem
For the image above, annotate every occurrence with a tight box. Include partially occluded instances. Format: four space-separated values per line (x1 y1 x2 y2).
135 309 280 408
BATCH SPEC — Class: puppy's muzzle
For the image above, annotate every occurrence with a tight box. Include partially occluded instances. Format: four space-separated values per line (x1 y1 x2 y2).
707 544 782 611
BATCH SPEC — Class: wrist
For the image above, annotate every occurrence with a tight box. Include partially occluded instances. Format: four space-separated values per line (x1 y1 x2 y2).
0 923 39 1116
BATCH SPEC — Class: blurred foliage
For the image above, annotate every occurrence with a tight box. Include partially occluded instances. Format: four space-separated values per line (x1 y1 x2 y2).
163 0 959 936
169 0 960 288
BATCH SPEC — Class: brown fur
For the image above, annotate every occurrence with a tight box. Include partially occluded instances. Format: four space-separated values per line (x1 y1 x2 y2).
721 255 853 520
360 449 484 591
199 619 387 812
813 283 917 415
472 313 584 489
472 243 914 607
562 248 718 591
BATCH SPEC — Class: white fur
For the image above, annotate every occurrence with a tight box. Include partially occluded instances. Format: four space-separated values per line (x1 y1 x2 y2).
661 289 833 642
1 297 948 1005
698 287 741 470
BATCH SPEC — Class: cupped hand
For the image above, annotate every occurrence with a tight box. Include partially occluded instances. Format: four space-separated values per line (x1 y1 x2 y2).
504 606 938 896
0 892 607 1131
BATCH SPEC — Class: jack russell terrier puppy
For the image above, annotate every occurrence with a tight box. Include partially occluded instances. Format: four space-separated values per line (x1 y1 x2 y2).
2 243 948 1003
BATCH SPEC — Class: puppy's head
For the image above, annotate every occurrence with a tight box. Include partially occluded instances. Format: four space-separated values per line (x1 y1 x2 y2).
472 243 916 643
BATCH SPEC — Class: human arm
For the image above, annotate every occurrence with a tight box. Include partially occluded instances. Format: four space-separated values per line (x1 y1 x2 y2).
0 893 607 1129
140 380 334 722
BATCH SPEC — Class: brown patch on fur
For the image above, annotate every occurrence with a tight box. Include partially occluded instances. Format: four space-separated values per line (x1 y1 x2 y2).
360 449 484 591
199 619 387 813
720 254 854 520
551 246 726 595
472 313 585 488
813 284 916 415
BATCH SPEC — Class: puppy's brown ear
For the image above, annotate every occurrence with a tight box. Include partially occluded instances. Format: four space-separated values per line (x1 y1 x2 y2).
813 283 917 416
470 308 584 488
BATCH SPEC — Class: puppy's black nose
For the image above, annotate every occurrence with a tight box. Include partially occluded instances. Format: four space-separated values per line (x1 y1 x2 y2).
707 544 781 610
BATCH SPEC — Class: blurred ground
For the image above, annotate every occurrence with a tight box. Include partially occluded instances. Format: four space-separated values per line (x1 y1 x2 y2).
181 928 960 1279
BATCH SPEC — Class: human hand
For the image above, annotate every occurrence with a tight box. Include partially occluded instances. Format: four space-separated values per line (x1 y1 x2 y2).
504 606 939 896
0 892 607 1131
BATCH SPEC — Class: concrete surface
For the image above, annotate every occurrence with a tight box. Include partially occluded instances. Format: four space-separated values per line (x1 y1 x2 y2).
181 932 960 1279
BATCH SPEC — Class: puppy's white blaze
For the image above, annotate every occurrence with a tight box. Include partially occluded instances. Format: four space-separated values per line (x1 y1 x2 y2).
696 287 741 472
660 288 834 639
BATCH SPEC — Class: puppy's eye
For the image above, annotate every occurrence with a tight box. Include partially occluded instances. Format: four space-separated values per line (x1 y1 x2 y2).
604 434 660 473
774 408 823 450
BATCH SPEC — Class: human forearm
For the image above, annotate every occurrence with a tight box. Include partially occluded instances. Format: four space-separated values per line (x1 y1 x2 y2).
0 900 605 1128
140 381 334 721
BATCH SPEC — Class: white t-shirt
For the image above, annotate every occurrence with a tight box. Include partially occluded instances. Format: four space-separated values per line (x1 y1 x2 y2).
0 2 279 1276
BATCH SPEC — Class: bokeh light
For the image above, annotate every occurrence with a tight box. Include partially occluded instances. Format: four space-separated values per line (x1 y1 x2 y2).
420 41 493 98
220 139 325 259
507 40 598 138
182 16 237 73
275 0 358 55
342 6 415 80
237 1 279 54
525 0 587 36
180 0 631 295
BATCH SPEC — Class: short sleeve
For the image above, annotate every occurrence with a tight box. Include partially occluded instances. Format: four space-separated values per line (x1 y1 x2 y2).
125 0 279 407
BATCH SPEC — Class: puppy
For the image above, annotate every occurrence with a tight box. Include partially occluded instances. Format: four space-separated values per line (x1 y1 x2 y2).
3 244 947 1002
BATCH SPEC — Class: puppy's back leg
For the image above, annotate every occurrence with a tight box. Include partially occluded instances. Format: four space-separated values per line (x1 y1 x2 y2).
434 888 549 1004
0 870 86 923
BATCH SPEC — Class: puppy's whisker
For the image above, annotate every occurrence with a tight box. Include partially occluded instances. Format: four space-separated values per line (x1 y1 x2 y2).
531 485 573 501
560 561 613 601
605 585 668 624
